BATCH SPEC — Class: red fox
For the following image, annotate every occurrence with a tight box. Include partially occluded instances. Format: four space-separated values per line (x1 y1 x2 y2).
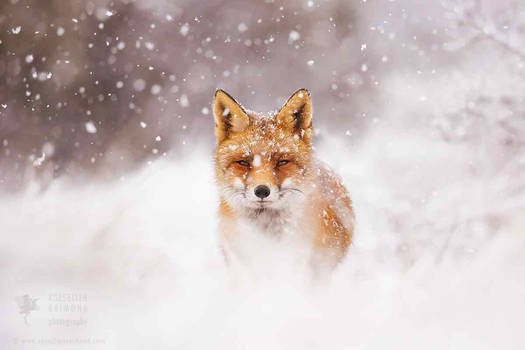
213 89 354 268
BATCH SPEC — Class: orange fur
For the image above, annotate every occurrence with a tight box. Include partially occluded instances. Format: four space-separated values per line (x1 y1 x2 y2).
213 89 354 268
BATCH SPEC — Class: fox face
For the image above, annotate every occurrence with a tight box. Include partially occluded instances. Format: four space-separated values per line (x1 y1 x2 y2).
214 89 313 214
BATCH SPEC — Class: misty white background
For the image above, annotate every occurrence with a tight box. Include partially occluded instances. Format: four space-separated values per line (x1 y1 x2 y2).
1 0 525 349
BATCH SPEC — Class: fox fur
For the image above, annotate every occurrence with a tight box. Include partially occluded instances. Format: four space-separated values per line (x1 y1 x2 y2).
213 89 354 268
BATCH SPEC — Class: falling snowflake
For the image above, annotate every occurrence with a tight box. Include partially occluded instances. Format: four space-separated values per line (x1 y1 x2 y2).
237 23 248 32
85 121 97 134
180 94 189 107
151 84 162 95
133 79 146 92
288 30 300 43
180 23 189 36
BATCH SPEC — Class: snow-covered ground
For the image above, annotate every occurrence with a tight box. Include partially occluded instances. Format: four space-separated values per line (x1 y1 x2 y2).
2 117 524 349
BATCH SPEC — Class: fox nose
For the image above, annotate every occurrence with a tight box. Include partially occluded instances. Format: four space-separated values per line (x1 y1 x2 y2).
254 185 271 199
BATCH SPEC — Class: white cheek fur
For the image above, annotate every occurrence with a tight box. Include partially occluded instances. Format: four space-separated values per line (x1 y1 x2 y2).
233 177 244 189
281 178 294 188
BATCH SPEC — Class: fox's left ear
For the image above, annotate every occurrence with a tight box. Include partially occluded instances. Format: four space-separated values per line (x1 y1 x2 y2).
276 89 313 143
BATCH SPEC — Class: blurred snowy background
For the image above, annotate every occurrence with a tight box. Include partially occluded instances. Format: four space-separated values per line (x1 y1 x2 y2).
1 0 525 349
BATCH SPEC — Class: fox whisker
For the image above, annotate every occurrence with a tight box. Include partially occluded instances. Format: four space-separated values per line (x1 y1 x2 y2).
222 187 246 204
278 188 304 198
280 188 304 193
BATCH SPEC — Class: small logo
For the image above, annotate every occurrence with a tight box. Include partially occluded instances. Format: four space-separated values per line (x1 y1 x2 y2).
15 294 39 325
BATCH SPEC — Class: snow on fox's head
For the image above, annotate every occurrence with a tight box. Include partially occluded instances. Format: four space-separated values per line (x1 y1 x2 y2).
213 89 313 213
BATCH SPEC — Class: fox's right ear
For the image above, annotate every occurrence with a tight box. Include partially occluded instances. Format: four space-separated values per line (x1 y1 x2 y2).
213 90 250 143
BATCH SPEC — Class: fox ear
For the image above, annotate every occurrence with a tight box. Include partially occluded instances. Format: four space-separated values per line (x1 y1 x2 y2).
276 89 313 142
213 90 250 143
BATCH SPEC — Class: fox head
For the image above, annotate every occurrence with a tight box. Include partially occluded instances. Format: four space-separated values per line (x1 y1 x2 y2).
213 89 313 214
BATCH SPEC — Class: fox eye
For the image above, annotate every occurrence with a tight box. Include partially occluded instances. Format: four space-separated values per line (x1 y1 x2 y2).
277 160 290 167
236 160 250 167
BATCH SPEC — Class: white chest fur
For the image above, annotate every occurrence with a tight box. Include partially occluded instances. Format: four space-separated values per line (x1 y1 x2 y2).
245 208 295 236
232 207 312 272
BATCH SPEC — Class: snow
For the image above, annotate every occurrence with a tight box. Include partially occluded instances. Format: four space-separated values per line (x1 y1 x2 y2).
95 8 113 21
133 79 146 92
180 23 189 36
179 94 189 107
237 23 248 33
32 152 45 167
2 140 524 349
253 154 261 167
85 121 97 134
150 84 162 95
42 142 55 157
289 30 301 44
144 42 155 51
